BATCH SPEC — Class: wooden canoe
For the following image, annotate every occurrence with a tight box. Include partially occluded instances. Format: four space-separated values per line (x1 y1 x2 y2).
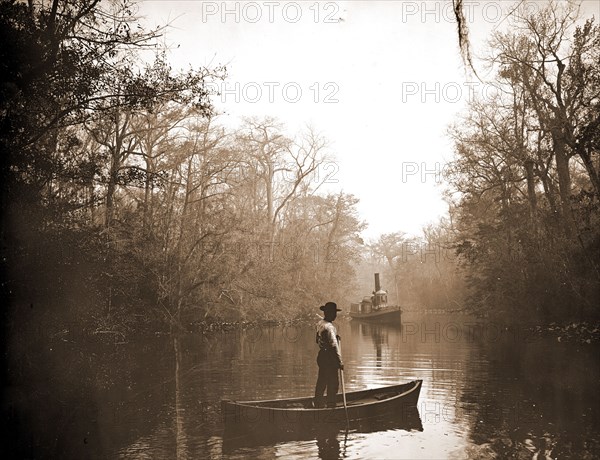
221 379 422 426
349 306 402 322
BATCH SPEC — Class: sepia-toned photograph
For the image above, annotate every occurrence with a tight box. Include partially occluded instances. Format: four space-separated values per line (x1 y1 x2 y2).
1 0 599 458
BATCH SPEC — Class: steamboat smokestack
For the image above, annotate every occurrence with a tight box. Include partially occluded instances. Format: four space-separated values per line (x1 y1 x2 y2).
374 273 381 292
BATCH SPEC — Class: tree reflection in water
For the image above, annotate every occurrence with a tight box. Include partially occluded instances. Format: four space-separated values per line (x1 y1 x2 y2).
460 333 600 458
9 319 598 459
174 336 188 460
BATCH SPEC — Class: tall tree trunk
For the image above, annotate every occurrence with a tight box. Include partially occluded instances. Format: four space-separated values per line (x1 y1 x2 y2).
538 165 558 216
325 194 343 282
524 160 538 226
143 155 153 234
105 148 119 228
553 133 575 237
172 156 194 328
266 161 276 259
105 110 128 228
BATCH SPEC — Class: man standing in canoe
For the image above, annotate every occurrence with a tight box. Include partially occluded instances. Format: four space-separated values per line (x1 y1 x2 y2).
314 302 343 408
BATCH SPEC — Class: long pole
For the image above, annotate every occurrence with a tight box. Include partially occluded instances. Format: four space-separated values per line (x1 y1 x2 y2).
338 339 350 427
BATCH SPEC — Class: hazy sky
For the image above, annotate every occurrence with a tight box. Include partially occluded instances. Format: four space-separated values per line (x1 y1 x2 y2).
137 0 599 239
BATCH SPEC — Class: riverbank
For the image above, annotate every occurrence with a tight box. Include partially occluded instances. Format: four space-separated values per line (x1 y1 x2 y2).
530 321 600 344
61 314 600 348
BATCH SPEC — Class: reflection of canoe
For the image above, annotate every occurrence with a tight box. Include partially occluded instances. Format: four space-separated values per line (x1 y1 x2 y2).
349 306 402 322
221 379 422 427
222 404 423 452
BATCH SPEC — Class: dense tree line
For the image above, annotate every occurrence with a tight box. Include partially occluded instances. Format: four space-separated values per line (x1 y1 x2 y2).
5 0 595 335
0 0 363 335
362 2 600 322
446 2 600 322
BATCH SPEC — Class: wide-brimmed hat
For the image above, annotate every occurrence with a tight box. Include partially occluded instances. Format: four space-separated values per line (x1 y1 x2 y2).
320 302 341 312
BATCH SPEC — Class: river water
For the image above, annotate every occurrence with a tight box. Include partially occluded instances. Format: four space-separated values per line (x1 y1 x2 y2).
9 313 600 459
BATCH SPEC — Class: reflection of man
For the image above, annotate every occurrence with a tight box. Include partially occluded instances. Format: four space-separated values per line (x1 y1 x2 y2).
314 302 343 408
316 422 341 458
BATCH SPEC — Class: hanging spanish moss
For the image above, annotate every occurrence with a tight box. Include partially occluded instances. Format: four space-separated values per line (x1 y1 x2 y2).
452 0 476 74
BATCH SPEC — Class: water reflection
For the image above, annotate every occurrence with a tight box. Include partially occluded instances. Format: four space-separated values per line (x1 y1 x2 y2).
315 425 342 460
12 313 598 458
110 316 600 458
350 321 391 367
174 336 187 460
461 333 600 458
223 406 423 459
